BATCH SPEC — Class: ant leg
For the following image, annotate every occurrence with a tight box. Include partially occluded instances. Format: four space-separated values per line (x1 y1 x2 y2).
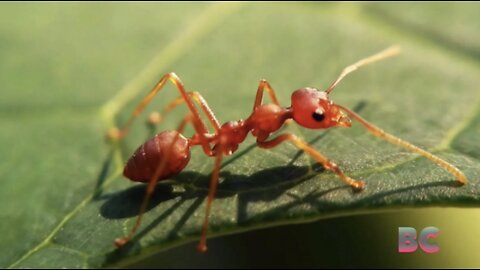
115 115 196 248
325 46 401 94
338 105 467 185
252 79 281 111
251 79 294 126
257 133 365 190
108 73 209 141
148 91 221 133
197 142 224 253
147 96 185 125
190 91 221 131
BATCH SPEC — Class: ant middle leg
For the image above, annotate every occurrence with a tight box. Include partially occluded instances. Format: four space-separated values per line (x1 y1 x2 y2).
257 133 365 190
197 140 224 253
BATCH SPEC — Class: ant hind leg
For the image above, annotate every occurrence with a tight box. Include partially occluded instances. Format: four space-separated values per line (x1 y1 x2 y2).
108 73 210 140
147 91 221 133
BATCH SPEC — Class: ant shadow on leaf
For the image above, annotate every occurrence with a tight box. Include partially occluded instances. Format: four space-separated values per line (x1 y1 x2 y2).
98 136 336 257
100 162 338 260
99 163 324 219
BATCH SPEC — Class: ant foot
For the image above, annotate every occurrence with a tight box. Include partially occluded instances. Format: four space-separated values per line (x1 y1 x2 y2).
107 128 122 141
148 112 162 125
197 243 208 253
114 238 128 248
351 180 366 191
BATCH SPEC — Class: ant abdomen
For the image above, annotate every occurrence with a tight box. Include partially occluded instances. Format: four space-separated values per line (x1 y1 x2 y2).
123 130 191 182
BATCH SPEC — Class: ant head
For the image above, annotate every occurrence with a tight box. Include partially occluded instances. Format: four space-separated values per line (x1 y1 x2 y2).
290 88 351 129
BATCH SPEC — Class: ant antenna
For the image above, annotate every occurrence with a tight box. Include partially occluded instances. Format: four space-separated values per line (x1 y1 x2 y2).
325 46 401 95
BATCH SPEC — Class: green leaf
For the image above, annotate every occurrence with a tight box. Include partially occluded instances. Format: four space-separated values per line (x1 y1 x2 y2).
2 2 480 268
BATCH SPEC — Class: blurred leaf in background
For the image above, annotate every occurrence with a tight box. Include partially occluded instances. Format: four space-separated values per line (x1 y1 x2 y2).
1 2 480 268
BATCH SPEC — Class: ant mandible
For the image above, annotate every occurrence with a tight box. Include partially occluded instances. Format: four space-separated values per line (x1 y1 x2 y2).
108 46 467 253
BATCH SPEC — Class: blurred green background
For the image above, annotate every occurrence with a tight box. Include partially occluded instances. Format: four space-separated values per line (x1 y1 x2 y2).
1 2 480 268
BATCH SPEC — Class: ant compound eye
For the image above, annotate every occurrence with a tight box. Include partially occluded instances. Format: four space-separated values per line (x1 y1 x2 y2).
312 108 325 122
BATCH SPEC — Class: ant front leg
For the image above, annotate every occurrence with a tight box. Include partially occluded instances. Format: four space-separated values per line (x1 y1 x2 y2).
253 79 281 110
252 79 293 127
257 133 365 190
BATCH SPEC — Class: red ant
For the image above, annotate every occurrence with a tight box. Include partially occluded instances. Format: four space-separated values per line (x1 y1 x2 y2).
108 46 467 253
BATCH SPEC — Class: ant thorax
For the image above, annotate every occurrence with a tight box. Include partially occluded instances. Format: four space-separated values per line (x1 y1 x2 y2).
245 104 292 140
